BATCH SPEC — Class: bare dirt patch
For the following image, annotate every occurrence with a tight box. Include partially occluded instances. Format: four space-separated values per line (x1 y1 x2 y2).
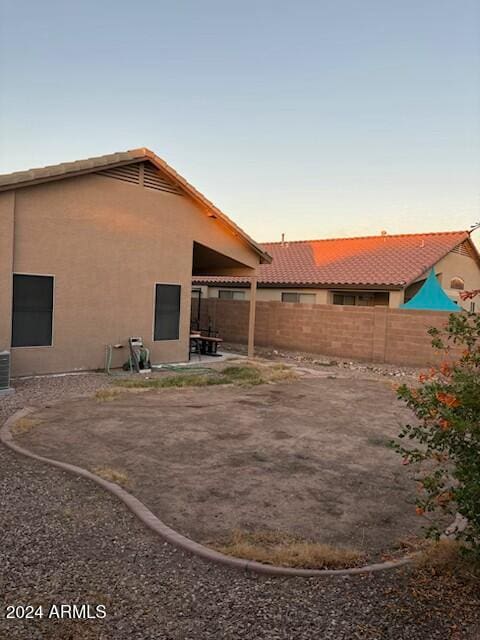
13 372 421 563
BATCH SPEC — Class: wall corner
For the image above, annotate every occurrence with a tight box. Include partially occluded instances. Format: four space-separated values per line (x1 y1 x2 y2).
0 191 15 352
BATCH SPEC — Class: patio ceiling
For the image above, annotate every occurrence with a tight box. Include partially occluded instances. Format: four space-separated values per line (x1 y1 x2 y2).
192 242 256 278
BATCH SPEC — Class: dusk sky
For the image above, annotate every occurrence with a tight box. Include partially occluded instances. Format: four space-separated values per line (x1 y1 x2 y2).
1 1 479 243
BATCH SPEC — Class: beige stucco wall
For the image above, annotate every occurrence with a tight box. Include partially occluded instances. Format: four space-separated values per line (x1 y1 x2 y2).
389 290 405 308
204 286 394 306
4 173 259 376
0 192 15 353
434 251 480 310
204 286 329 303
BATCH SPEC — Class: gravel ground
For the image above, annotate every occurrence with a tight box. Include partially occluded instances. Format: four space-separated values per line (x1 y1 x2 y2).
1 374 478 639
0 373 111 425
222 343 422 380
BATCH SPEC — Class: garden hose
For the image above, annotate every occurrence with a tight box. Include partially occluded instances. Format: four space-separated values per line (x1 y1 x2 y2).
105 345 215 377
152 363 218 374
105 344 113 376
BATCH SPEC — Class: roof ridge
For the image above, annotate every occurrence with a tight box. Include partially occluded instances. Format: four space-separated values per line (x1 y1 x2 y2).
263 230 469 245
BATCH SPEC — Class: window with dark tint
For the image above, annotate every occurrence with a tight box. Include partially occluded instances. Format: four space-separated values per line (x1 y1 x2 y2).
154 284 181 340
282 292 316 304
450 277 464 290
281 292 300 303
219 290 245 300
12 274 54 347
333 293 356 306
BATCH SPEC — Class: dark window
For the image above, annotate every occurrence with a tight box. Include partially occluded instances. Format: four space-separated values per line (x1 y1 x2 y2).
282 292 300 303
154 284 181 341
374 292 390 306
450 277 464 290
356 294 373 306
333 293 356 306
282 292 316 304
219 290 245 300
12 274 54 347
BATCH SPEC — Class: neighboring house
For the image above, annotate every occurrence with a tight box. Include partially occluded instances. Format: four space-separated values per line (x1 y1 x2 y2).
194 232 480 311
0 148 270 376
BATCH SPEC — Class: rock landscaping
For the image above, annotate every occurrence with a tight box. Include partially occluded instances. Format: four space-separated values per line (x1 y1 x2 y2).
1 366 479 638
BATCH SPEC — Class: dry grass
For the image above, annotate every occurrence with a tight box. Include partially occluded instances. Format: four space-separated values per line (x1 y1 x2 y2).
213 529 366 569
222 363 297 386
12 416 43 434
265 362 298 383
93 466 129 486
415 539 480 577
386 540 480 631
95 388 122 402
113 364 297 390
220 365 264 386
114 372 224 389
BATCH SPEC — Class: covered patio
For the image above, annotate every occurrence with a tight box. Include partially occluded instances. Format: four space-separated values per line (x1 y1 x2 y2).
191 241 258 358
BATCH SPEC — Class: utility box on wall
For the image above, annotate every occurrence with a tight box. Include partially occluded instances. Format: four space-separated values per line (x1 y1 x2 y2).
0 351 13 396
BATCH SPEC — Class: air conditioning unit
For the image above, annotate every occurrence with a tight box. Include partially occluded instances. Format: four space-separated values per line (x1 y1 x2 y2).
0 351 12 395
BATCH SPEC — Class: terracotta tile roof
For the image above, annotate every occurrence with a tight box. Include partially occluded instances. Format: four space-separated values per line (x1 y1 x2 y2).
0 150 140 189
0 148 271 264
194 231 472 288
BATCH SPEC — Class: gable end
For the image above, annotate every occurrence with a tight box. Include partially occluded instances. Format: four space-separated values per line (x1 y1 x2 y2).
96 161 184 196
451 240 476 260
97 162 141 184
143 162 183 195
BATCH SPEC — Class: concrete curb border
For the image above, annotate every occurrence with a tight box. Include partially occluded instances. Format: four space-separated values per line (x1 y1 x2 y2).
1 408 413 578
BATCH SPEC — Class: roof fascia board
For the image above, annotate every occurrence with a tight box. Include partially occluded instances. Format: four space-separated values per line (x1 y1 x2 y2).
192 280 404 290
143 151 271 263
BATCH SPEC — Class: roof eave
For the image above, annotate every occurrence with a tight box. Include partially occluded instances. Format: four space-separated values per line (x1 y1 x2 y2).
192 279 405 290
0 147 271 265
0 157 145 194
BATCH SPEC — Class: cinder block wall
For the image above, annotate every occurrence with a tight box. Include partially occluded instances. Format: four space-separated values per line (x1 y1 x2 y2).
200 299 462 366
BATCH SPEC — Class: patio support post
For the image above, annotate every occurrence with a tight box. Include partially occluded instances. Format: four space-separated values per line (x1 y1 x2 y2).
247 274 257 358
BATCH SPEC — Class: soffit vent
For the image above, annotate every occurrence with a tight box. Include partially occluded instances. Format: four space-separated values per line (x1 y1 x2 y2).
452 241 474 259
143 162 183 195
96 161 183 195
98 163 141 184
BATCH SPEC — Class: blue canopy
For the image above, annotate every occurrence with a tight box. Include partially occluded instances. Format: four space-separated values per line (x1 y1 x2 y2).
401 269 460 312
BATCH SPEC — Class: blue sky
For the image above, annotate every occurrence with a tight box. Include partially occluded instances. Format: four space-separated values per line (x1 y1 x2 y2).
0 0 479 242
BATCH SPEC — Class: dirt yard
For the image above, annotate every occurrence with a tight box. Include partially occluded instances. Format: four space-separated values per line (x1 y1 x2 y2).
13 367 421 561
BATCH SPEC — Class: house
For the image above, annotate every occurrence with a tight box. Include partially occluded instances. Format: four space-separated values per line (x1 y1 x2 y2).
194 232 480 311
0 148 271 376
401 269 460 311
